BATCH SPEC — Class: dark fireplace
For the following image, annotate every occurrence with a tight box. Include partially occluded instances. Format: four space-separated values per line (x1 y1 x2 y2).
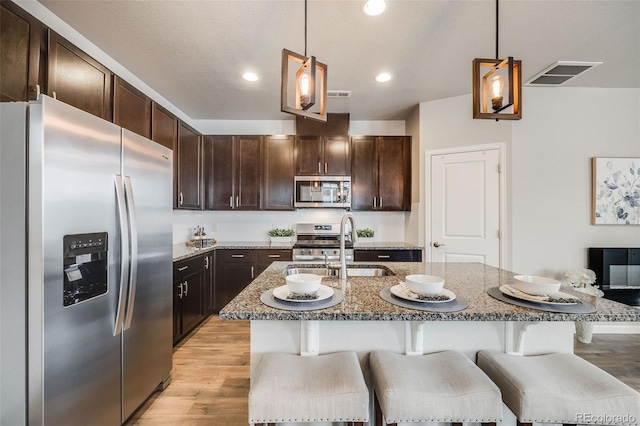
588 248 640 306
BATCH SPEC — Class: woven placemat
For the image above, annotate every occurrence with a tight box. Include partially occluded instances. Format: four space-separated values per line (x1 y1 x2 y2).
487 287 596 313
260 288 344 311
379 287 469 312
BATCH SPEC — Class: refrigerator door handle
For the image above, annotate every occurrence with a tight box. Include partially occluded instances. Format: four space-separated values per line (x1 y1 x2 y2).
123 176 138 331
114 175 130 336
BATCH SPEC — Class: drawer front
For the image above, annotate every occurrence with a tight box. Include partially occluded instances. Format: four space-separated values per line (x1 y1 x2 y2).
258 249 292 264
173 255 204 281
217 249 258 264
354 249 422 262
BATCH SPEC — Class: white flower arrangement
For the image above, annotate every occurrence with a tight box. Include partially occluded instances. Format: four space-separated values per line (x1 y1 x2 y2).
564 268 603 297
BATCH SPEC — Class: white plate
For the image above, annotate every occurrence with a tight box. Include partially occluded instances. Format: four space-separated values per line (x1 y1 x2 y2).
499 285 580 305
390 285 456 303
272 284 334 303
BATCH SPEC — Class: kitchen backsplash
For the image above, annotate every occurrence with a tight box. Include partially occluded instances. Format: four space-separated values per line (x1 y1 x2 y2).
173 210 407 244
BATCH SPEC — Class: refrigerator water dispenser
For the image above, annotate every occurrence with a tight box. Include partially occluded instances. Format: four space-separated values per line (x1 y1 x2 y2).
63 232 108 306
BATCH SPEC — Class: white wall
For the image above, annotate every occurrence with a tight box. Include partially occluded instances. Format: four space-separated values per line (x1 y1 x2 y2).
417 88 640 280
173 209 407 244
193 119 405 136
511 87 640 276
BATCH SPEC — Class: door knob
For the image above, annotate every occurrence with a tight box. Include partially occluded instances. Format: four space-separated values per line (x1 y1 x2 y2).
433 242 445 247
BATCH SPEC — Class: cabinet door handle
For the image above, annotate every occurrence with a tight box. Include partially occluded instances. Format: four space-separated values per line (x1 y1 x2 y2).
373 197 377 209
204 256 209 269
268 254 281 258
231 254 245 258
178 282 183 299
179 192 184 206
251 266 254 279
230 196 233 208
318 162 321 174
184 281 189 296
52 91 57 100
324 162 328 174
379 197 383 208
178 265 188 272
377 255 391 259
236 195 240 207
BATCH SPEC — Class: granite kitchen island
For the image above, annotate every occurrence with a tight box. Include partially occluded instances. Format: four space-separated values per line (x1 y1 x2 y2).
220 261 639 426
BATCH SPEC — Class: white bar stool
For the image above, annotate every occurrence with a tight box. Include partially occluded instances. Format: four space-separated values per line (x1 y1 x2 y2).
369 350 502 426
477 350 640 426
249 351 369 426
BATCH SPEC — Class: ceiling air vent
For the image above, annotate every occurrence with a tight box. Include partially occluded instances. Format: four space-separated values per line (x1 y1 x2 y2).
525 61 602 86
327 90 352 98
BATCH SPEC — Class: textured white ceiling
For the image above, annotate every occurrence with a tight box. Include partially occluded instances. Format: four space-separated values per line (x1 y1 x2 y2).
38 0 640 121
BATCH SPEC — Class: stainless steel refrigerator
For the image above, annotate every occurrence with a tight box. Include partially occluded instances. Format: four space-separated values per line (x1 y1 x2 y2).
0 95 173 425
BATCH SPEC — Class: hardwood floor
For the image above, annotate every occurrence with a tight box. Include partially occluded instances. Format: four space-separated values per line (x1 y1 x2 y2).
127 317 639 425
126 316 250 425
574 334 640 392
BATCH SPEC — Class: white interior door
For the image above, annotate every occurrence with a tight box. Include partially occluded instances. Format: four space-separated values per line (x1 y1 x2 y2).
429 148 501 267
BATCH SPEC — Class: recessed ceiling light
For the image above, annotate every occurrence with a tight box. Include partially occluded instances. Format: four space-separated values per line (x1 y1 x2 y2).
376 73 391 83
243 72 258 82
362 0 387 16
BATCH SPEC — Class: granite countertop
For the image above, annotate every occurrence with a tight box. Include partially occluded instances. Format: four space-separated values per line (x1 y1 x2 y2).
352 241 422 250
173 241 424 261
173 241 294 261
219 261 640 322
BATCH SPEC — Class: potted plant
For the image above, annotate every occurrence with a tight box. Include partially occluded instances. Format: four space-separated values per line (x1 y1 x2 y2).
564 267 603 344
356 228 374 242
268 228 295 244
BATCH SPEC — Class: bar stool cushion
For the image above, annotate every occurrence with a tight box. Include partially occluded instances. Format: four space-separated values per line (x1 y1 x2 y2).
477 350 640 425
249 351 369 424
370 350 503 423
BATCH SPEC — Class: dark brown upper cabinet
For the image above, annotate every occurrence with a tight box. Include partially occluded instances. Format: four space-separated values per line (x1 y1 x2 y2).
351 136 411 211
176 122 202 210
151 102 178 151
0 2 46 102
47 30 113 121
113 76 151 139
263 135 294 210
203 135 262 211
295 135 350 176
295 113 350 136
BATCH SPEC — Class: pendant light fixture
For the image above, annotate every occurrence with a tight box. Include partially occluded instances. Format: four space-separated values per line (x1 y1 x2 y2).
281 0 327 122
472 0 521 120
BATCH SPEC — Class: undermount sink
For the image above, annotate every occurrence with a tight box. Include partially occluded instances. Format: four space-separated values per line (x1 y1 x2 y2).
283 265 394 277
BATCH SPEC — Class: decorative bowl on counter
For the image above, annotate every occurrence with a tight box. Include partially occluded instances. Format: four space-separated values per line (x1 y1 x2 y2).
512 275 561 295
285 273 322 294
404 274 444 295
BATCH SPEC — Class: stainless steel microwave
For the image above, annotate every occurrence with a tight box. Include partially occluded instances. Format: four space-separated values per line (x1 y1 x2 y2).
294 176 351 209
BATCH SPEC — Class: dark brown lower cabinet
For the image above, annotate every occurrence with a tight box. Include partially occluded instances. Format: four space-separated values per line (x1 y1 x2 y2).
354 249 423 262
173 256 205 344
214 249 292 312
203 251 215 315
214 250 257 312
257 249 292 274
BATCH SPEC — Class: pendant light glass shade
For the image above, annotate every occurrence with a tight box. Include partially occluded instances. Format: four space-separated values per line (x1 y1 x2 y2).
281 49 327 122
472 57 521 120
472 0 522 120
280 0 328 122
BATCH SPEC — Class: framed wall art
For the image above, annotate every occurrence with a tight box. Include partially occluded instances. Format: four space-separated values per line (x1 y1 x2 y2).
592 157 640 225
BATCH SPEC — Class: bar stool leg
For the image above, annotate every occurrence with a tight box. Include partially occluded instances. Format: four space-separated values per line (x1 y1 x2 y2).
517 422 533 426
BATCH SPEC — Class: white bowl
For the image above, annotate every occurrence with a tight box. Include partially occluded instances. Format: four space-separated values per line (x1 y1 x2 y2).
512 275 561 296
404 274 444 295
285 273 322 294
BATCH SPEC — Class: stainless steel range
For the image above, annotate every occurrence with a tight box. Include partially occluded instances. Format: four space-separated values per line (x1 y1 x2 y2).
292 223 354 262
